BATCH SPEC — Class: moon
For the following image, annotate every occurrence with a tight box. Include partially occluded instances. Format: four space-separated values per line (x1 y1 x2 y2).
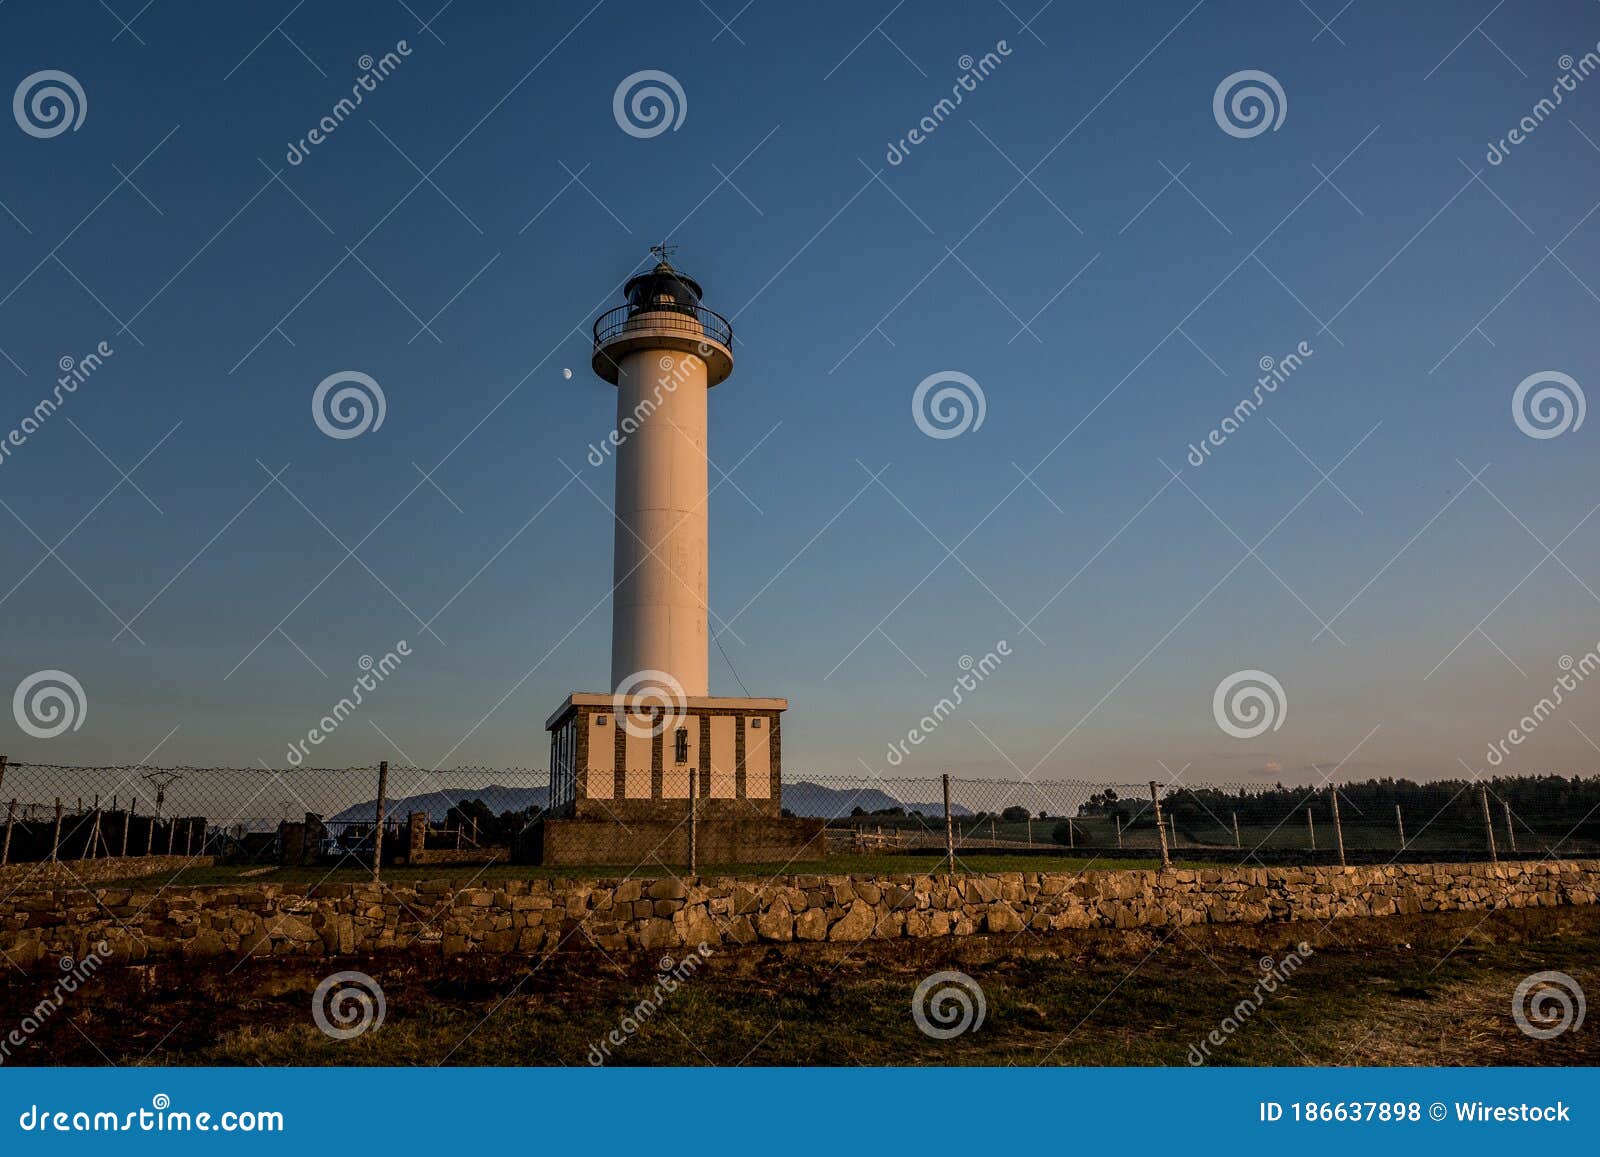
562 368 573 380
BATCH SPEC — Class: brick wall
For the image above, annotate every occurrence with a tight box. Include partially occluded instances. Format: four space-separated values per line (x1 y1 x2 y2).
0 860 1595 971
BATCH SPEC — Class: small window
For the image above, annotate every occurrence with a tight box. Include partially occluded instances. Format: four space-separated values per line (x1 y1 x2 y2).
595 715 607 726
674 728 689 763
750 717 762 729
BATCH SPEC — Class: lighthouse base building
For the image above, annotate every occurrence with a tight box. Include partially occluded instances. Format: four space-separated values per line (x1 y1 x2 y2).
534 694 823 866
527 255 822 867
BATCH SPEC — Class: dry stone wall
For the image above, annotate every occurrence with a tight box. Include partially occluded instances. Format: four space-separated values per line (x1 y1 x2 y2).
0 855 206 892
1 860 1595 971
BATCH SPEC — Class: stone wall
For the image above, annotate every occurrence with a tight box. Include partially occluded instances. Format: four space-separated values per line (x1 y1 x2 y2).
1 860 1595 971
0 855 206 892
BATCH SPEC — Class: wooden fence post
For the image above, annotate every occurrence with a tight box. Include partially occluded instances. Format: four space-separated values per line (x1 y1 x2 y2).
1330 787 1346 867
372 761 389 883
166 815 175 855
1306 807 1316 851
1480 785 1498 863
0 799 14 866
87 807 102 860
1067 817 1075 849
942 774 955 875
1502 799 1516 854
1396 803 1406 851
1149 782 1170 870
1115 814 1122 848
50 799 63 862
1232 812 1241 849
121 800 132 858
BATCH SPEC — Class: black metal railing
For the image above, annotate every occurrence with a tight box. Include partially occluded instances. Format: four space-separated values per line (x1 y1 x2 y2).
593 303 733 351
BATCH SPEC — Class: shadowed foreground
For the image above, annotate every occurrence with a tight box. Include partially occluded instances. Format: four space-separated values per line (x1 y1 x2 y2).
3 907 1594 1066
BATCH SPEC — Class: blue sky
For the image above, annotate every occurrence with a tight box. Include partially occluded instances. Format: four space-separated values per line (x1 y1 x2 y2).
0 0 1597 786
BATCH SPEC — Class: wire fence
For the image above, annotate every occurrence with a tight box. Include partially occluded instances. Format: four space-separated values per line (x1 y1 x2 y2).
0 758 1596 878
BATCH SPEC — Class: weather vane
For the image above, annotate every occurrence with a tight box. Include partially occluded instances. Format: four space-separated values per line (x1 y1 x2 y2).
649 241 678 265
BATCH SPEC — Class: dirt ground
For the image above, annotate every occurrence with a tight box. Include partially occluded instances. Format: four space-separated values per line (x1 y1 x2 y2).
2 905 1595 1066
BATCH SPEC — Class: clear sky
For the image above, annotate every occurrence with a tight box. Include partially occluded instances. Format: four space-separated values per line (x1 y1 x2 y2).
0 1 1597 787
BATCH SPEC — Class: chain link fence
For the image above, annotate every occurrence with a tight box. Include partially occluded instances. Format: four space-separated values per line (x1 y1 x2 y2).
0 759 1595 879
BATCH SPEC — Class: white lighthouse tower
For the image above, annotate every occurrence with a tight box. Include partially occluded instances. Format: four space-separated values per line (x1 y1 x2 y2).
597 252 729 696
540 250 815 865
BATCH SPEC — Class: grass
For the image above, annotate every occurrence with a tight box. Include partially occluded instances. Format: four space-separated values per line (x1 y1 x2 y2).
7 906 1597 1066
87 853 1195 890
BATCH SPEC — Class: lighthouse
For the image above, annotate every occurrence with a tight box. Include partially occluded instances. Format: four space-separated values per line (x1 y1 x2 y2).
539 250 819 866
595 253 728 697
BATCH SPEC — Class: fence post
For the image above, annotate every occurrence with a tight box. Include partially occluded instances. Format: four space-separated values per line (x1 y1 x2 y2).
0 799 13 866
1067 817 1074 849
1232 812 1241 849
51 799 63 862
87 807 102 860
1502 799 1516 854
1149 782 1170 870
1396 803 1406 851
941 774 955 875
1329 787 1346 866
1306 807 1316 851
687 770 698 876
121 799 132 858
1115 814 1122 848
1479 785 1498 864
166 814 175 854
186 818 195 856
372 761 389 883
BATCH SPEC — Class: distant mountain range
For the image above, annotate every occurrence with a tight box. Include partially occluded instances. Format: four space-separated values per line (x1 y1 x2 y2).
328 785 548 824
326 780 969 824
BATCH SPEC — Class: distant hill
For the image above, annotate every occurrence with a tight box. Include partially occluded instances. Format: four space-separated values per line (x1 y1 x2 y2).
781 781 972 819
327 780 967 824
328 785 548 824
